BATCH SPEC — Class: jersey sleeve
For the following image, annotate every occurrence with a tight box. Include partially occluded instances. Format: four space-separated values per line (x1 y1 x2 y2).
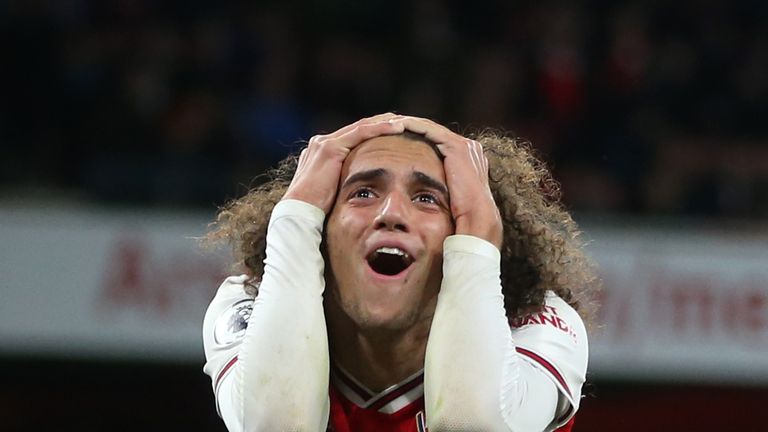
202 199 331 432
202 274 253 427
424 234 588 432
510 293 588 428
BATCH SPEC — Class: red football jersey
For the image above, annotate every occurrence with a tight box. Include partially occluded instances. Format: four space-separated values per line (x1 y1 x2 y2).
328 366 428 432
328 365 575 432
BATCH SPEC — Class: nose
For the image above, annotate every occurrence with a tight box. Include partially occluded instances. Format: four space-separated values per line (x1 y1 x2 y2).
373 192 410 232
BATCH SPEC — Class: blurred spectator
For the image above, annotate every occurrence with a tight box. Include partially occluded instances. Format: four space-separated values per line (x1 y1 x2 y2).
1 0 766 217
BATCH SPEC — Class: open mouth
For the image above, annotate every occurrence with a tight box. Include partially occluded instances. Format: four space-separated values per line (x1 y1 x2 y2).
366 247 414 276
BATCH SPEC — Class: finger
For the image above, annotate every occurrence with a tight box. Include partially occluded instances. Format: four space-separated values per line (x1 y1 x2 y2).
391 117 459 150
475 139 489 174
403 116 456 136
468 140 490 182
481 148 489 176
307 117 400 154
325 112 403 139
306 134 324 148
296 148 309 172
302 136 321 160
469 140 487 175
330 119 406 150
303 135 323 164
363 112 402 123
466 140 482 175
391 114 453 133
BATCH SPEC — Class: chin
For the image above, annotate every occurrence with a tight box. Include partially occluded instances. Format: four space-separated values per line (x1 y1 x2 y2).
355 302 420 333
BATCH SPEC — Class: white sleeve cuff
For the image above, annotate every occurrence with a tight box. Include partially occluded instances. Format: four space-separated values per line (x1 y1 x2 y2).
270 199 326 227
443 234 501 261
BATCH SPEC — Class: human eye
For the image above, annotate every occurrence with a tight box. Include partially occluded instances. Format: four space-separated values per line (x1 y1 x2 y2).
350 187 376 200
414 192 439 205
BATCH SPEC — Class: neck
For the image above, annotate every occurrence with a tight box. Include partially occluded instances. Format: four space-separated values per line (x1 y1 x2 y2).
325 299 433 393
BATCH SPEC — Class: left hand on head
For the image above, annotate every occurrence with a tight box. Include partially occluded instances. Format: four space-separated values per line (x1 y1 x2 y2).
392 116 503 249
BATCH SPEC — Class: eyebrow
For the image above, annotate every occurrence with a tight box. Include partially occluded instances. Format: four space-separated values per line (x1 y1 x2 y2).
340 168 448 197
411 171 448 197
340 168 389 191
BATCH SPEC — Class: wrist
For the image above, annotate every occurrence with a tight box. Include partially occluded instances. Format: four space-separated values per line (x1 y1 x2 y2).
454 214 503 249
282 189 332 214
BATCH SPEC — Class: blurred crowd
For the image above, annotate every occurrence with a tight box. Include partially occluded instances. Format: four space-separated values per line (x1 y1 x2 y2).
2 0 767 218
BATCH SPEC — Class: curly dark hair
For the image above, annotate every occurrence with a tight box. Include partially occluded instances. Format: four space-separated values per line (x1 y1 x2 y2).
207 130 600 325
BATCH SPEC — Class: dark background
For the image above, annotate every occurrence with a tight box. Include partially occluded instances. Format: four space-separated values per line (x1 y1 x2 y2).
3 357 768 431
2 0 767 430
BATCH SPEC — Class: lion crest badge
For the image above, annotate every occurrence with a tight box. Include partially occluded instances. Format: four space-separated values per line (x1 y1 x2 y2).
213 299 254 346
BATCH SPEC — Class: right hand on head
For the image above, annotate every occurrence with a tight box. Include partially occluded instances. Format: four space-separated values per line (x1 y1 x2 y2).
283 113 405 214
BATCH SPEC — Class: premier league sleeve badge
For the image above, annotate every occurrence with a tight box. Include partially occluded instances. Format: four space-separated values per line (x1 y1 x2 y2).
213 298 254 347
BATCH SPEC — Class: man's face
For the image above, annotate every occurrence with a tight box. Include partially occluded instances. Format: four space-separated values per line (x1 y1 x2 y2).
325 135 454 332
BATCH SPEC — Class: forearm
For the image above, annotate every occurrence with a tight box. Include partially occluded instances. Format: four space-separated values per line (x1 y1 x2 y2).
424 235 557 431
233 200 330 431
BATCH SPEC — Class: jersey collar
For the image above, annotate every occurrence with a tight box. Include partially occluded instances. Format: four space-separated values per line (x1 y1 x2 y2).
330 363 425 414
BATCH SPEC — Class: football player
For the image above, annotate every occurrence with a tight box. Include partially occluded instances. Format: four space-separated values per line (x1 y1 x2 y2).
203 113 597 431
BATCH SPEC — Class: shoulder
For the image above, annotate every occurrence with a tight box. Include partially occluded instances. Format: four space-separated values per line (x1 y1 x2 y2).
509 292 588 412
510 293 586 343
203 275 256 357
